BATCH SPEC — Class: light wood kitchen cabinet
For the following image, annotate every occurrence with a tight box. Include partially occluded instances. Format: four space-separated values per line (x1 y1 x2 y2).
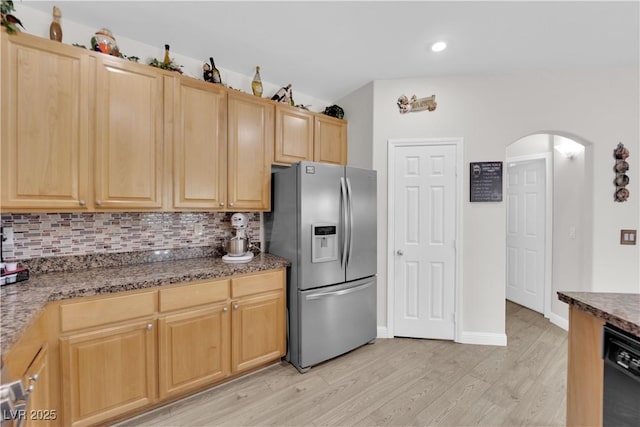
157 279 231 399
227 91 274 211
94 55 164 210
170 77 227 210
1 31 91 211
314 114 347 165
274 104 314 165
158 304 230 399
59 319 157 427
23 345 52 427
231 269 286 373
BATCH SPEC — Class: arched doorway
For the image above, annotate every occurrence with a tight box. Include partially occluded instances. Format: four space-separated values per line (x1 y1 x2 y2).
505 133 593 328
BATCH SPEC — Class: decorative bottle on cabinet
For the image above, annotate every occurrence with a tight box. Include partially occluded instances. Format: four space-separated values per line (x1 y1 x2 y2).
252 66 263 97
164 44 171 65
271 84 292 102
209 57 222 84
49 6 62 42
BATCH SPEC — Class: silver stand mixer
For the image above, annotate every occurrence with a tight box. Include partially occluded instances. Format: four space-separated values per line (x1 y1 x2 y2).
222 213 254 263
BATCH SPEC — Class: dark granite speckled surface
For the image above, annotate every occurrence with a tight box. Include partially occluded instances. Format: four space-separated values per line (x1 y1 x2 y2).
558 291 640 336
1 253 289 357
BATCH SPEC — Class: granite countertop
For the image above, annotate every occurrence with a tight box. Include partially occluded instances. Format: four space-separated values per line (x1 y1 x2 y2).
558 291 640 336
0 253 290 357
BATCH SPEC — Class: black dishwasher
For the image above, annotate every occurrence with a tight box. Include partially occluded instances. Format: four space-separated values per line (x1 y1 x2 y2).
602 324 640 427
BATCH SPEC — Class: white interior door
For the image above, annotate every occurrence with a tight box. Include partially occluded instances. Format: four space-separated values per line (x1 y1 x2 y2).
393 144 456 340
506 159 546 313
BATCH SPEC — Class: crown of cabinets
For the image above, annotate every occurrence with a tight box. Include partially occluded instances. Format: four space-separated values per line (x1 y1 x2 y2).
1 32 345 213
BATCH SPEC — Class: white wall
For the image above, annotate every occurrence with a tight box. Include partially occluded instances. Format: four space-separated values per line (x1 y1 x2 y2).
16 5 331 110
552 136 592 320
506 134 552 158
337 82 374 169
340 67 639 338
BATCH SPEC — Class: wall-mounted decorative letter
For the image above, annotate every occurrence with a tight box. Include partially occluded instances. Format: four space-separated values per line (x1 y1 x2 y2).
613 142 630 202
397 94 437 114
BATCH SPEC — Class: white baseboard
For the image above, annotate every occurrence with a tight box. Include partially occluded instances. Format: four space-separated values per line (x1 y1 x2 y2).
548 312 568 331
457 331 507 346
377 326 390 338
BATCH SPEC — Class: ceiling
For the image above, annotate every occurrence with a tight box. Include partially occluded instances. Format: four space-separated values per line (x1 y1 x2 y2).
22 1 640 103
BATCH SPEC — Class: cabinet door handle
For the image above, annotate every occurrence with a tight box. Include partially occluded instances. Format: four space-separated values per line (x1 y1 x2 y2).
146 323 153 330
95 200 102 206
222 307 228 312
28 374 39 383
233 304 239 310
79 200 86 206
229 202 234 207
220 202 225 207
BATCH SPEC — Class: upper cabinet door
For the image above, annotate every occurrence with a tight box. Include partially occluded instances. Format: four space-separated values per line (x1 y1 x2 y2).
227 92 273 211
1 33 91 211
274 105 314 165
314 115 347 166
172 78 227 210
94 57 164 209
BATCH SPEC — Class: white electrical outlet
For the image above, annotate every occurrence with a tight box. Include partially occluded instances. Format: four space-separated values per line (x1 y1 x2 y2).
194 224 204 236
3 227 14 245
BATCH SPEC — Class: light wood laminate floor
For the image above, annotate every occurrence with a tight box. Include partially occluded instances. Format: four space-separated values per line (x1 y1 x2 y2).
117 301 567 427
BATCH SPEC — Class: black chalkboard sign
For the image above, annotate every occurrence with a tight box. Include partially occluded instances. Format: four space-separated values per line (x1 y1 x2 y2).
470 162 503 202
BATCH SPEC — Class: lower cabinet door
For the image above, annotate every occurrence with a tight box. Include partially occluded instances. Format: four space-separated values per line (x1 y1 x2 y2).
59 320 156 427
24 345 52 427
231 291 285 373
158 304 230 399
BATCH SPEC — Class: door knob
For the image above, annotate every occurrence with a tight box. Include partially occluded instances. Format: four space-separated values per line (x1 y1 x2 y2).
396 250 404 256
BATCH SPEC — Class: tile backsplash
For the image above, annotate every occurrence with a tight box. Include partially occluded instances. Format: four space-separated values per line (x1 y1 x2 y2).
0 212 261 261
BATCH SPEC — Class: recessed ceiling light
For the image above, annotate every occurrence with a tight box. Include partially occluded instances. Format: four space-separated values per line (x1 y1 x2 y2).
431 41 447 52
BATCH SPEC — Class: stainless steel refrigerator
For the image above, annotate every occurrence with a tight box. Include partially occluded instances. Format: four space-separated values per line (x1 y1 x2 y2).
265 162 377 372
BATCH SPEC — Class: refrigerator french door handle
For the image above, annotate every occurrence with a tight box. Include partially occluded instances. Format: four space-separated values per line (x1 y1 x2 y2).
304 281 374 300
340 177 349 270
346 177 354 267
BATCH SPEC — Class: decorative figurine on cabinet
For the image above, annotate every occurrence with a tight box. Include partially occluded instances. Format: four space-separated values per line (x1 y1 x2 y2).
203 62 213 82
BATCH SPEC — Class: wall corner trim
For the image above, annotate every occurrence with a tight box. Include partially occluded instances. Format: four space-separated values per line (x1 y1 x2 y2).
457 331 507 346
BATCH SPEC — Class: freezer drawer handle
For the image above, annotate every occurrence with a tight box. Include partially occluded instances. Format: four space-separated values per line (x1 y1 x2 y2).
305 281 373 300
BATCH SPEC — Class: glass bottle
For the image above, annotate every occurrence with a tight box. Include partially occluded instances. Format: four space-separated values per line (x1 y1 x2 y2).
49 6 62 42
210 57 222 84
251 66 263 97
164 44 171 65
271 84 292 102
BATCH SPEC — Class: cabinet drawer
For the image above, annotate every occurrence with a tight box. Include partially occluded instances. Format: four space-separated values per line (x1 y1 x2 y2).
231 269 284 298
159 279 229 312
60 291 156 332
